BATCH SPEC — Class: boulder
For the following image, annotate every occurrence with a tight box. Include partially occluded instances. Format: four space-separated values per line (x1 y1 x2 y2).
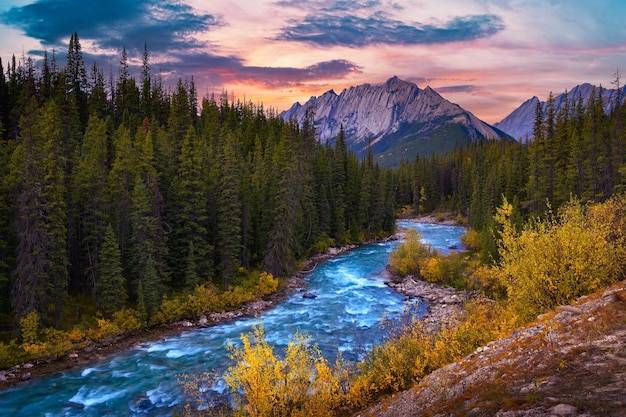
302 292 317 299
549 404 577 417
198 314 208 326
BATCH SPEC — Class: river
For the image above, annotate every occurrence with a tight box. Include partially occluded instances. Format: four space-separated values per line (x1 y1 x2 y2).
0 222 465 416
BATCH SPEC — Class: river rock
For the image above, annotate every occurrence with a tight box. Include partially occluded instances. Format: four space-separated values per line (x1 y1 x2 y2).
63 401 85 409
198 314 208 326
182 320 193 327
22 363 34 369
549 404 577 416
302 292 317 299
68 352 79 359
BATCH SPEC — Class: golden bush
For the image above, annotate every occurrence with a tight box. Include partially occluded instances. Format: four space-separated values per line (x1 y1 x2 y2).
495 198 621 321
224 325 342 417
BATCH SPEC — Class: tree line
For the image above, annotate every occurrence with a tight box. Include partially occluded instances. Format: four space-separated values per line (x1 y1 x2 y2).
0 33 396 330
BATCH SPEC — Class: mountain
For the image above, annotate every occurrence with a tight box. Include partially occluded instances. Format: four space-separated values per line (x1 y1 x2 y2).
495 83 626 141
280 76 509 166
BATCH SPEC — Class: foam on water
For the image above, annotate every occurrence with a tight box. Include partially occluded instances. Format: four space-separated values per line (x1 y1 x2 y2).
81 367 99 377
69 385 128 407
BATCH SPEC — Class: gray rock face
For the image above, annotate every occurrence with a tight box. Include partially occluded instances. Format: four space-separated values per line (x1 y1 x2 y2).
280 76 506 162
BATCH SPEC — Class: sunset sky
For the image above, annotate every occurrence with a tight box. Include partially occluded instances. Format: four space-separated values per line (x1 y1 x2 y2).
1 0 625 124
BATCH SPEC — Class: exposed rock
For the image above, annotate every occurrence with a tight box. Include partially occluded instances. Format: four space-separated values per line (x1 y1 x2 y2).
556 305 583 315
22 363 34 369
67 352 79 359
198 314 208 326
181 321 193 327
280 76 507 164
302 292 317 299
549 404 578 417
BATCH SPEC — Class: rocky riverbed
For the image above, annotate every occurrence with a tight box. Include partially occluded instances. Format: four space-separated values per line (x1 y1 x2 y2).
385 274 478 333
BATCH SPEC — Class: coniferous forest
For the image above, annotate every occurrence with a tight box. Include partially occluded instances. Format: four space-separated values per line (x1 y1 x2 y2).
0 34 396 348
2 33 626 374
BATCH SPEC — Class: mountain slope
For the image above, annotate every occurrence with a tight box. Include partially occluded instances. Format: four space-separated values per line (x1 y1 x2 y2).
495 83 626 141
357 280 626 417
280 76 508 166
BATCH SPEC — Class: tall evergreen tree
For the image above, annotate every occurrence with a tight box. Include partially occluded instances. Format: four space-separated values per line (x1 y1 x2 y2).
72 115 109 296
173 126 212 290
9 99 68 325
97 224 126 318
217 130 242 288
129 178 160 321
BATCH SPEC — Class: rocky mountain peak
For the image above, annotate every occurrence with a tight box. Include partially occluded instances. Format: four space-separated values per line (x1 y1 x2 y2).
280 77 507 166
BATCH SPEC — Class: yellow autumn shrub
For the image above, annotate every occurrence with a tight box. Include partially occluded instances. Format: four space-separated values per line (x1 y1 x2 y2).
495 197 621 322
388 229 433 276
257 272 279 296
224 325 342 417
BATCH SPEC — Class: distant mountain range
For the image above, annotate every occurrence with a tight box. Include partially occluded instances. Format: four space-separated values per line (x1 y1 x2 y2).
495 83 626 141
280 76 509 167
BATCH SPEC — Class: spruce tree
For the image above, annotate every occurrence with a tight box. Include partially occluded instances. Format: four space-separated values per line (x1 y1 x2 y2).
174 125 212 290
73 115 109 296
97 224 126 318
217 130 242 288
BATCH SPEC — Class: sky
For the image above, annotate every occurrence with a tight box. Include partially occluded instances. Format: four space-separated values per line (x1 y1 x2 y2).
1 0 626 124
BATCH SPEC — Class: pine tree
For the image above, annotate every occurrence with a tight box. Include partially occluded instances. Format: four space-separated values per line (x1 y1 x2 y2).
105 125 135 255
331 126 348 244
9 99 68 325
97 224 126 318
72 115 110 296
129 178 161 321
217 130 242 288
174 125 212 290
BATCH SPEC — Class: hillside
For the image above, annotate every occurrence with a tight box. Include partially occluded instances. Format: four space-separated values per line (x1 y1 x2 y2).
280 76 509 166
357 280 626 417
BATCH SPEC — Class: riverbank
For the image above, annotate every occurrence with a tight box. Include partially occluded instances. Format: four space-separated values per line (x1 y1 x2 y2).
384 274 479 334
0 240 386 390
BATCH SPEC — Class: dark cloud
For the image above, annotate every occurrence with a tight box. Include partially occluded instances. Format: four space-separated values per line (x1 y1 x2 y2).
1 0 222 54
276 13 504 47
